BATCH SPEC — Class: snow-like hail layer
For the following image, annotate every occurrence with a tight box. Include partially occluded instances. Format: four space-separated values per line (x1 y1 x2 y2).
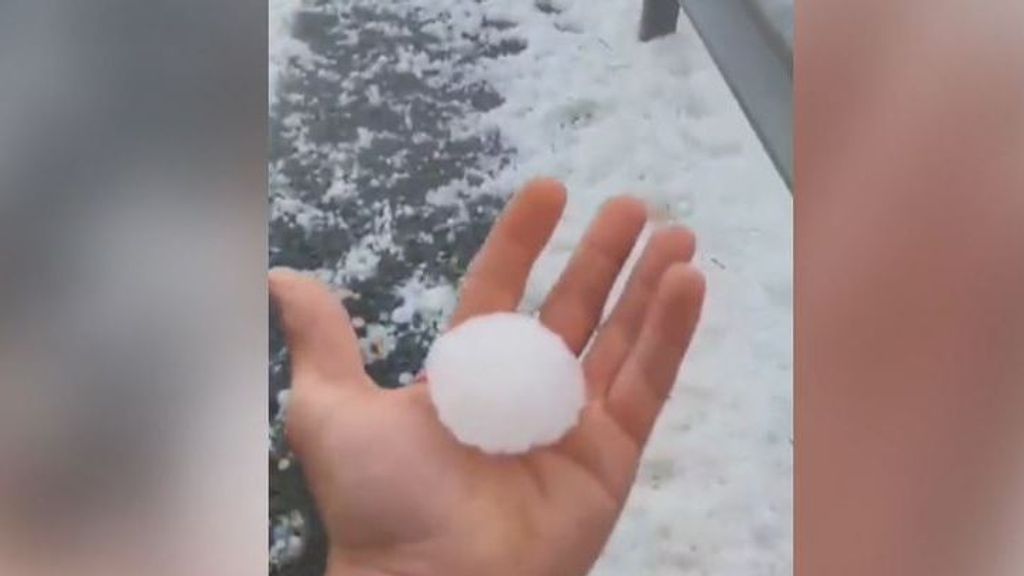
268 0 309 104
426 313 585 454
270 0 792 573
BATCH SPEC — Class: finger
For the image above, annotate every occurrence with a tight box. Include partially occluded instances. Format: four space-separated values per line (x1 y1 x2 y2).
539 197 647 354
584 226 696 396
269 268 369 386
606 263 705 446
450 178 567 326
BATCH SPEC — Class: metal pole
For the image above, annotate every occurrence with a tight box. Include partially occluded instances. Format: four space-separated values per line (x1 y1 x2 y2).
639 0 681 41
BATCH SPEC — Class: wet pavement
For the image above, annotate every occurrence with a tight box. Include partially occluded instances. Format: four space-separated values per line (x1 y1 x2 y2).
268 2 524 573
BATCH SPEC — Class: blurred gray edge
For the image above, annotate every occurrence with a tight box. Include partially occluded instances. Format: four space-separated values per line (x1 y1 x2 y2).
641 0 794 192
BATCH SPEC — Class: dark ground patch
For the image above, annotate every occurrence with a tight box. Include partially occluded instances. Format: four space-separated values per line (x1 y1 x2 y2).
268 2 526 573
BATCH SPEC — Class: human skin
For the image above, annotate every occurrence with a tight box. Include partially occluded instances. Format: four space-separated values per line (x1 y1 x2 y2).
270 179 706 576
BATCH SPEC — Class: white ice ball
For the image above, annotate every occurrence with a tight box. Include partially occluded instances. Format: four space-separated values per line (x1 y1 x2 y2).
425 312 586 454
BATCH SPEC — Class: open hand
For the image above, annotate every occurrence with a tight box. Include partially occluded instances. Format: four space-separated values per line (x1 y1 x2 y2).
269 179 705 576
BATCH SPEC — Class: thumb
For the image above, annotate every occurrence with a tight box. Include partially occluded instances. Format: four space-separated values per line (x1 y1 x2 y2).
269 268 368 386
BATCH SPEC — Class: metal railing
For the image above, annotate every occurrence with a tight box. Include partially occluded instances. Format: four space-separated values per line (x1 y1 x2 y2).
641 0 793 191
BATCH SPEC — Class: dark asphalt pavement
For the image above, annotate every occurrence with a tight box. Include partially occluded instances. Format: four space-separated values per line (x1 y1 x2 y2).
268 2 525 573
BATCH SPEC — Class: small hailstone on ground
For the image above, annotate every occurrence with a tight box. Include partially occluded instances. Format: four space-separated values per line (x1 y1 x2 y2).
269 510 306 567
390 302 416 325
425 312 586 454
274 389 291 422
360 323 397 362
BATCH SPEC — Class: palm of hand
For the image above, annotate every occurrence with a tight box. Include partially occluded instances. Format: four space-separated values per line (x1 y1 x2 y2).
271 180 704 576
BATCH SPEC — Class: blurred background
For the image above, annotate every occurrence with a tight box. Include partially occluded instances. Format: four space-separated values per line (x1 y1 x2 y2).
0 1 266 574
797 2 1024 576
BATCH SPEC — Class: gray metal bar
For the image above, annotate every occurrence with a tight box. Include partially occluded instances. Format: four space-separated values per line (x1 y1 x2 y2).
639 0 681 42
640 0 794 191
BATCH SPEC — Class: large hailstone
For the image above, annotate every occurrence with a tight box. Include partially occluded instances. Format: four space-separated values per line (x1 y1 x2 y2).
425 312 586 454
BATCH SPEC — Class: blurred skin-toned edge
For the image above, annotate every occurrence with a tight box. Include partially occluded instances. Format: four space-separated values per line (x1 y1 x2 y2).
797 2 1024 576
0 1 268 574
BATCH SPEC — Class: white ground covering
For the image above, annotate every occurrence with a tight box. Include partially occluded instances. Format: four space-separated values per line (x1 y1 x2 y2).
270 0 792 573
